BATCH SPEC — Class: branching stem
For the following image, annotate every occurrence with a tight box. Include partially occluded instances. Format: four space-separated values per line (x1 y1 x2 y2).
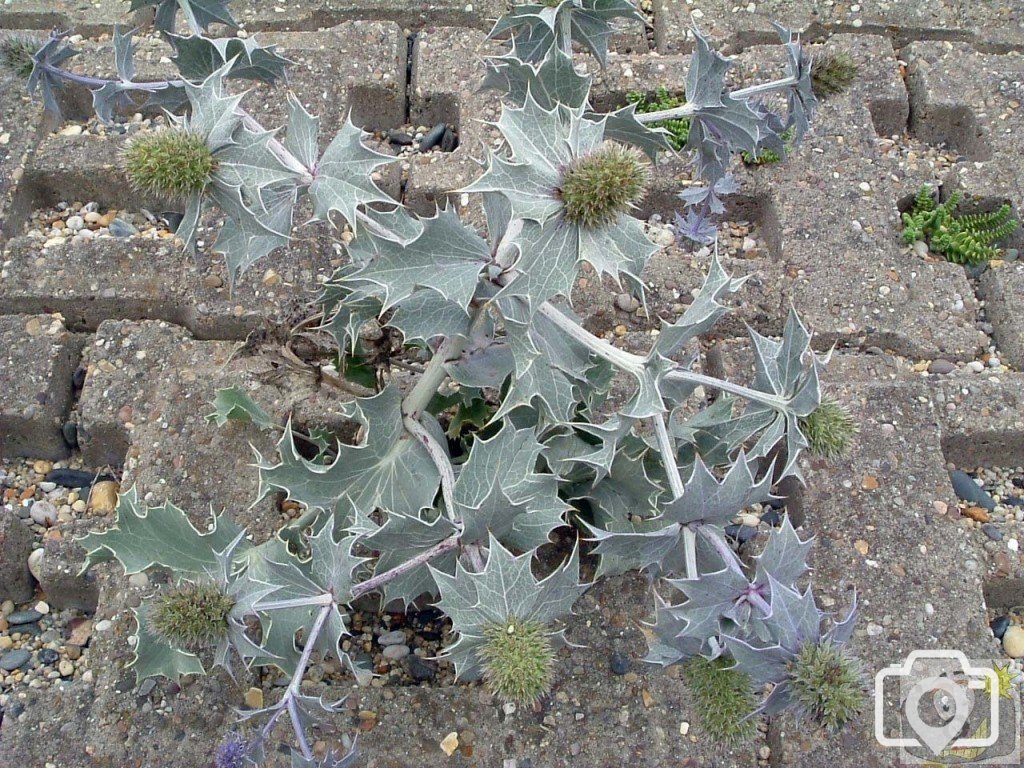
351 532 462 598
633 75 799 124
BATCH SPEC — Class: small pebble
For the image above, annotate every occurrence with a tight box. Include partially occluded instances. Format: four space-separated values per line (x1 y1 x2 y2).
1003 626 1024 658
991 615 1011 639
609 651 631 675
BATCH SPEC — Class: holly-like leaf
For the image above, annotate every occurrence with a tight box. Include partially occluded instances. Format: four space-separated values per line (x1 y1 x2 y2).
431 535 586 679
773 23 816 141
308 117 396 231
77 486 245 575
167 33 291 85
482 48 592 110
255 384 441 521
753 516 812 588
488 0 645 67
131 602 207 682
452 423 568 550
25 33 80 118
206 386 274 429
600 102 672 160
341 206 490 313
130 0 236 33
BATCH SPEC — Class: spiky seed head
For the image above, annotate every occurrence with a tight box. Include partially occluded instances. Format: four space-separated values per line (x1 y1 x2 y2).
479 617 555 704
683 656 759 745
0 35 41 80
811 52 858 98
150 581 234 651
799 398 858 460
787 641 867 732
123 129 216 200
559 142 649 230
214 734 249 768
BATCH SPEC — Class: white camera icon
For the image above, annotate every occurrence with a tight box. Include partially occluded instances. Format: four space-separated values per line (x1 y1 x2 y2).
875 650 1000 757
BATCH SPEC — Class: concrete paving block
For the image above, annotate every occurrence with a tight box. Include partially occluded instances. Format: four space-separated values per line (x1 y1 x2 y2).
0 313 83 460
978 263 1024 371
904 42 1024 206
935 373 1024 469
0 59 49 244
0 0 137 35
0 508 34 602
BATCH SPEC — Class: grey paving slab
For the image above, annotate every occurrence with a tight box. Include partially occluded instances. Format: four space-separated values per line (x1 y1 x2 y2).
0 313 83 460
0 58 49 244
978 263 1024 371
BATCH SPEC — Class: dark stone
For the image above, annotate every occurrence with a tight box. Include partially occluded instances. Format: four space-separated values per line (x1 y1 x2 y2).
138 678 157 697
109 218 138 238
61 421 79 449
760 509 782 527
388 130 414 146
0 649 31 672
419 122 447 152
440 127 458 152
72 366 87 389
37 648 58 665
981 523 1004 541
404 655 437 682
45 468 114 488
950 470 996 511
7 609 43 626
725 523 758 544
609 651 631 675
161 212 184 231
991 615 1011 639
1013 478 1024 490
927 359 956 375
1006 496 1024 508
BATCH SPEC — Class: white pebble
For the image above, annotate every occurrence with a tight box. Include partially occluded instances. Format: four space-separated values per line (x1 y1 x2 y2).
29 500 58 526
1008 539 1019 553
28 548 45 581
128 572 150 589
1004 626 1024 658
967 361 985 373
65 215 84 231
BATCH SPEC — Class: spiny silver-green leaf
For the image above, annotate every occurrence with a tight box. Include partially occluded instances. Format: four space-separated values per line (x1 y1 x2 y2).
130 0 236 33
77 486 245 575
167 33 290 85
255 384 440 520
308 117 395 230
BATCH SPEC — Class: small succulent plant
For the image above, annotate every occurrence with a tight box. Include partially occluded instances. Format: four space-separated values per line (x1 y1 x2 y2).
799 398 858 460
150 580 235 651
810 51 858 98
788 641 867 732
558 142 649 228
479 617 556 704
902 184 1018 265
123 129 218 199
626 87 691 151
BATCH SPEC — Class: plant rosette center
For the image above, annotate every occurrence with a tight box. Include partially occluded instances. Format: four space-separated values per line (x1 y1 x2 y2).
558 143 649 229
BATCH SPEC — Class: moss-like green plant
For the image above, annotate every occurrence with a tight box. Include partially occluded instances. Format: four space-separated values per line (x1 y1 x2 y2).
559 142 649 229
626 87 690 151
902 184 1018 265
811 51 858 98
684 656 760 745
479 617 556 704
151 581 235 651
787 641 867 732
0 34 41 79
799 398 858 460
123 129 218 199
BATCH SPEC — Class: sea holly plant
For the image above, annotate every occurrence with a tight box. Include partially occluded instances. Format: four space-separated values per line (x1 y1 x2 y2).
4 0 868 764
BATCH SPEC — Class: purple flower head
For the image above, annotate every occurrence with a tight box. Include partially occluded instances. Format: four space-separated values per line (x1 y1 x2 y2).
215 734 249 768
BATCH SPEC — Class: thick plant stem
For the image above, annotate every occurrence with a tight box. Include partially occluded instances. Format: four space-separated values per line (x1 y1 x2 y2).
351 532 462 598
633 75 799 124
557 8 573 58
404 415 456 517
653 415 696 579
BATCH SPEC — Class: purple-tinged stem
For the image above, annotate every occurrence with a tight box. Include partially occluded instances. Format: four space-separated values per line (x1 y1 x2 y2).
352 532 462 598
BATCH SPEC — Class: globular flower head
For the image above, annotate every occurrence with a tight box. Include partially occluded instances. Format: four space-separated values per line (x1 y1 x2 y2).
0 34 40 79
787 641 867 732
684 656 759 745
558 143 649 229
479 617 556 704
811 51 858 98
214 733 249 768
799 398 857 460
123 128 217 199
151 580 234 652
